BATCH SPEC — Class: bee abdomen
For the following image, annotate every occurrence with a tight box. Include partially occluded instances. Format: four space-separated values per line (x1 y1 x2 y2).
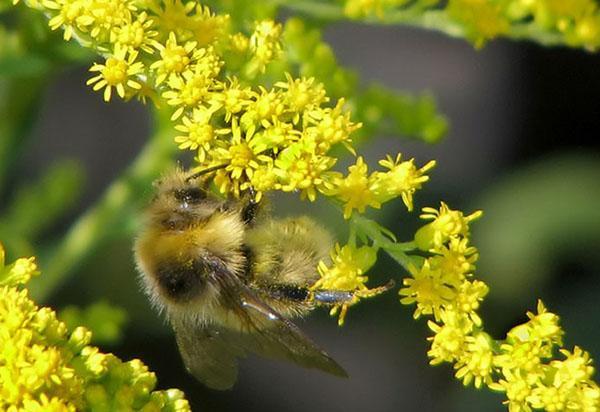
156 260 206 302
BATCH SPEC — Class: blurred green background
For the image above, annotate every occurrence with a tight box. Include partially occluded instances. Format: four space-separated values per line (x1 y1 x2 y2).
1 7 600 412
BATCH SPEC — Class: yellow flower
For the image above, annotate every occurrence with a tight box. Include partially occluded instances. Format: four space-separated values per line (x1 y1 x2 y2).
150 32 198 86
174 106 226 161
240 86 285 129
147 0 196 41
218 77 255 122
0 256 40 286
242 163 280 202
313 243 376 292
248 20 282 73
211 119 272 190
86 45 144 101
453 279 488 327
428 236 478 288
489 369 534 412
303 99 359 154
454 332 495 388
330 156 380 219
274 142 337 201
551 347 595 387
372 154 436 211
414 202 483 251
275 74 328 123
427 310 472 365
399 260 455 320
255 118 301 152
45 0 87 40
447 0 509 47
525 300 563 345
162 50 223 120
111 11 159 53
80 0 135 40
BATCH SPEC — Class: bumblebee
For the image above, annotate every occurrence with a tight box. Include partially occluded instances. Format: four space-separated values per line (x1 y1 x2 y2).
134 168 354 390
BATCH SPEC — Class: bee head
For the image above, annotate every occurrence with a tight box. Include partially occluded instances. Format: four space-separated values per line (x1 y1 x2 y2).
149 169 224 230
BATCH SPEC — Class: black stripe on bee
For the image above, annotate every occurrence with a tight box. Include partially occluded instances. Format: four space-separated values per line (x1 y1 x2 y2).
156 260 206 301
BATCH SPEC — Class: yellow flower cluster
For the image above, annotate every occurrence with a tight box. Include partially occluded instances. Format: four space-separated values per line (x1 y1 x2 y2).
20 0 436 214
400 204 600 410
0 245 190 411
343 0 600 50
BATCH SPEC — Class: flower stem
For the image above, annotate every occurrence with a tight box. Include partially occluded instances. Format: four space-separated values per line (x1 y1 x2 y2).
29 108 176 302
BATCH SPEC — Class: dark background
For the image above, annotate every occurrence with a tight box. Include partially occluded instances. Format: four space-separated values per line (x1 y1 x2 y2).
19 20 600 412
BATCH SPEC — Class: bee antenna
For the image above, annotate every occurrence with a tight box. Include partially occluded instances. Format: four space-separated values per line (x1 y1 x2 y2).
185 163 228 182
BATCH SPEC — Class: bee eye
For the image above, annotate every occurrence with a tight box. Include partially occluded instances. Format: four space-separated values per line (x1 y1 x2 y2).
174 187 204 204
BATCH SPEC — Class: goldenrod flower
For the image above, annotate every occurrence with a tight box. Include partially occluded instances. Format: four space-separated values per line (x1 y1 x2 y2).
414 202 483 251
489 369 534 412
218 77 255 122
86 45 144 101
0 256 40 285
44 0 87 40
174 106 225 161
162 49 222 118
150 32 199 86
454 332 495 388
248 20 282 74
428 236 478 287
552 347 595 387
275 74 328 123
453 279 488 326
372 154 436 211
399 260 455 320
110 11 159 53
274 148 337 201
240 86 285 129
147 0 195 42
303 99 359 153
427 310 471 365
80 0 135 40
331 157 380 219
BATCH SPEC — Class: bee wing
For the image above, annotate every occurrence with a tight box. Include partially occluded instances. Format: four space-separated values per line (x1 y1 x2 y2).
173 265 347 390
234 285 348 379
173 320 244 390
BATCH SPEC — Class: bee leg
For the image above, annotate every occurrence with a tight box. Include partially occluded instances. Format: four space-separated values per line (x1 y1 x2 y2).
311 289 354 305
311 280 395 306
272 285 354 305
242 186 259 225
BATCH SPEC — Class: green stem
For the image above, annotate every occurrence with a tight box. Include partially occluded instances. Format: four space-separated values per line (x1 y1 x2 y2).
383 245 425 273
268 0 573 48
30 108 177 301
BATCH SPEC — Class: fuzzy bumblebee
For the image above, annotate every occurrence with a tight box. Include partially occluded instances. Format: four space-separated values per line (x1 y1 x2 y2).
134 169 352 390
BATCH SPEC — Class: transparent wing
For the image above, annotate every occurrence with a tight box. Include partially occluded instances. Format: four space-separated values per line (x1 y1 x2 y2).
173 261 347 390
237 290 347 377
173 321 243 390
